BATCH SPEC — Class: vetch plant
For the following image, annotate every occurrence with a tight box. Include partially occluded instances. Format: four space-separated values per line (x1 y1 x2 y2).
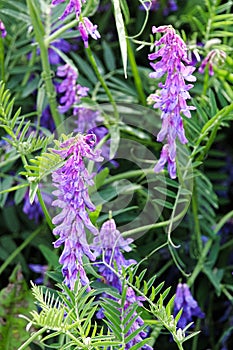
149 25 196 179
0 1 233 350
51 133 103 289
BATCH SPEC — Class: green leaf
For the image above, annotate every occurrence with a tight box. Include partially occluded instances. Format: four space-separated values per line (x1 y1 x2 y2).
39 244 59 267
120 0 130 24
0 9 30 23
0 265 36 350
0 176 14 208
112 0 127 77
203 267 224 296
109 124 120 159
14 185 28 205
103 41 116 71
29 181 38 204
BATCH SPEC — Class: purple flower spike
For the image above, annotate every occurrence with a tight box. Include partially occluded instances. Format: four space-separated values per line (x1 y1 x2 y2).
51 133 103 289
149 25 196 178
92 219 152 348
0 20 7 38
174 283 205 329
78 17 101 48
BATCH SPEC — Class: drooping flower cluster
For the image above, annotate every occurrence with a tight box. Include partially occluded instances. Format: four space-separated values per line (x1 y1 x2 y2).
148 25 196 178
51 0 100 47
92 219 152 349
56 63 89 114
51 133 103 289
174 283 205 329
0 20 6 38
198 49 226 76
78 17 101 48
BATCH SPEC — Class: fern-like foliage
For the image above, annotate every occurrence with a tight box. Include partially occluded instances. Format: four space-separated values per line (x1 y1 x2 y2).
19 282 120 350
183 0 233 43
125 266 201 347
0 81 53 158
98 265 200 350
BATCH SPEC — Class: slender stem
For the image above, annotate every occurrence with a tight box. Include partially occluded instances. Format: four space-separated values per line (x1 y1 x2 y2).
18 327 47 350
123 199 190 238
191 318 201 350
191 182 202 253
0 226 42 275
104 168 154 185
26 0 62 129
44 19 78 45
0 37 5 81
85 45 119 121
187 239 212 287
214 210 233 234
0 183 28 196
37 188 54 230
21 46 37 87
127 38 147 106
220 238 233 252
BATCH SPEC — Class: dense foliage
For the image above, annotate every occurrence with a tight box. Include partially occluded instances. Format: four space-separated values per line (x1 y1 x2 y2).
0 1 233 349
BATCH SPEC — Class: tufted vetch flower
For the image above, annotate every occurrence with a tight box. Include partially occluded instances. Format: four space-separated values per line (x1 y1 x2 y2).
51 133 103 289
174 283 205 329
92 219 152 349
148 25 196 178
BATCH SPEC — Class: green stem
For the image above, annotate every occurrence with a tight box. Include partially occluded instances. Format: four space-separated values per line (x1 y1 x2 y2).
192 103 233 159
104 168 154 185
0 37 5 81
85 45 119 121
187 239 212 287
26 0 62 129
0 226 42 275
191 318 201 350
0 183 28 196
220 238 233 252
127 38 147 106
44 19 78 45
123 198 190 238
214 210 233 234
191 182 202 253
37 188 54 230
18 327 47 350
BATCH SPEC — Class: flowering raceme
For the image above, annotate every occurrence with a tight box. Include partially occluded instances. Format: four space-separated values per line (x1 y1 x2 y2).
78 17 101 48
92 219 152 349
148 25 196 178
51 133 103 289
